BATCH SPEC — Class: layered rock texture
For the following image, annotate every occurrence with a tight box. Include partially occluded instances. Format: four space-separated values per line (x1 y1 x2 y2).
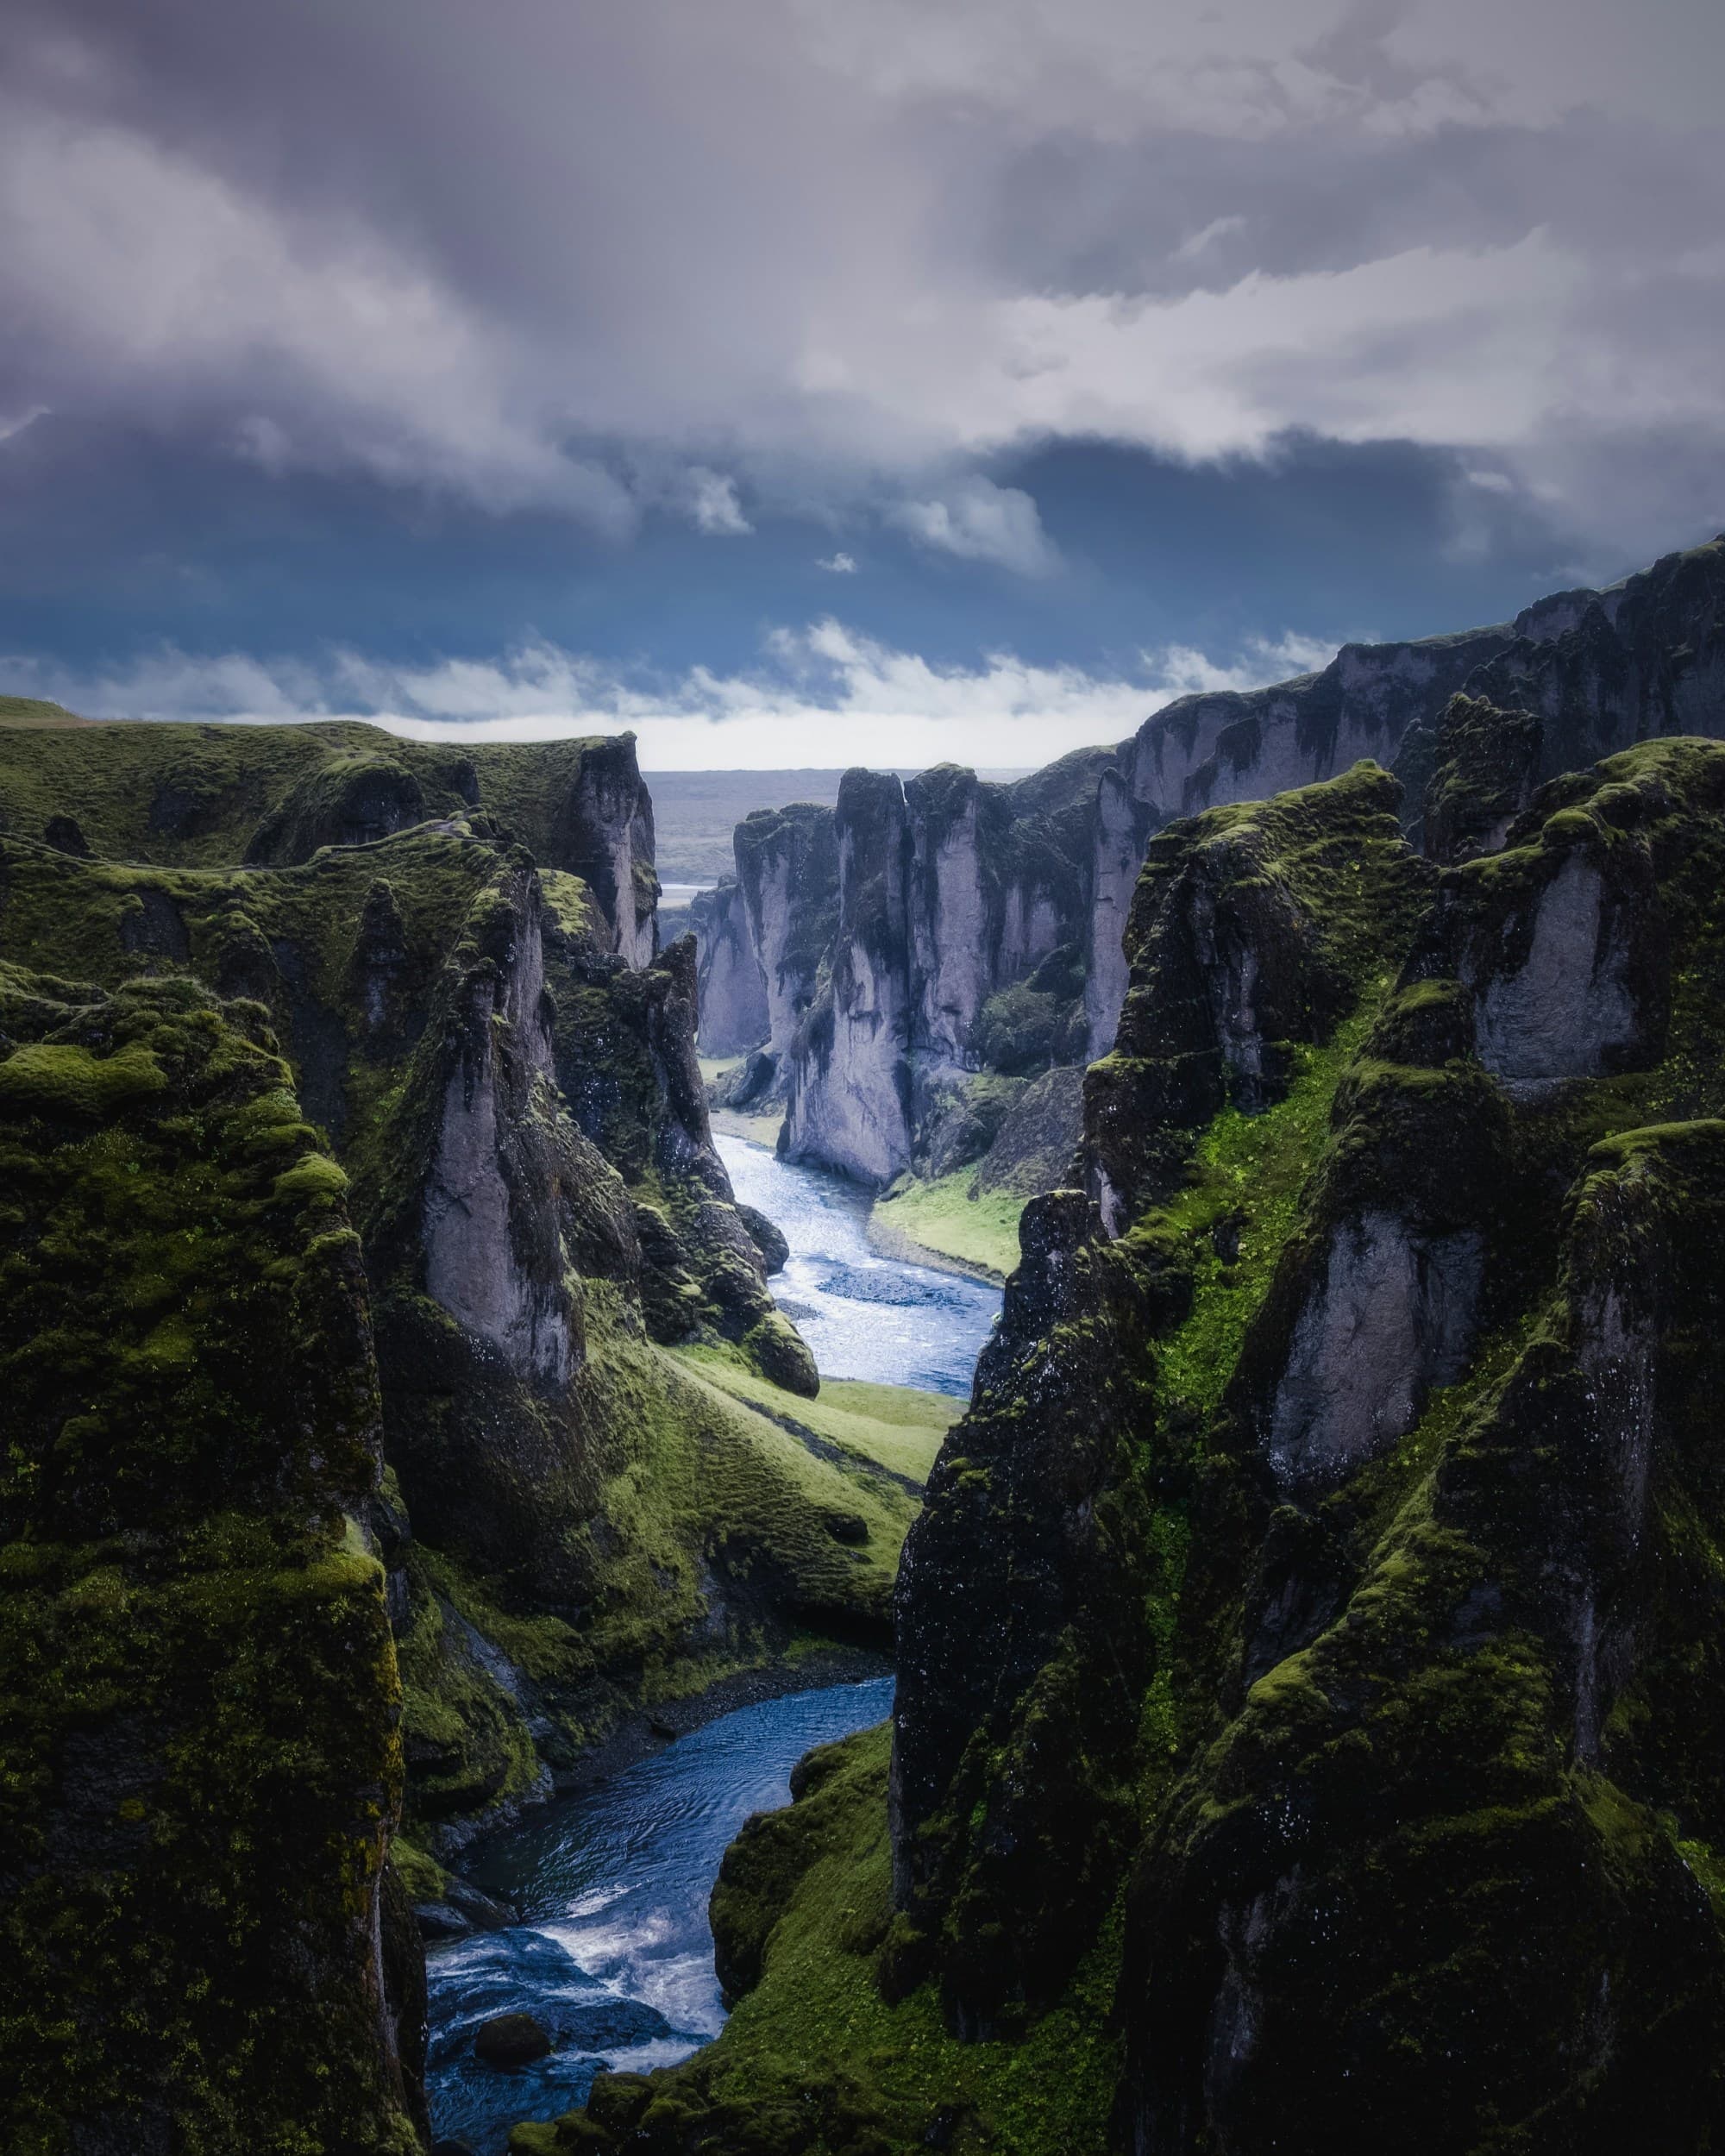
703 754 1106 1188
0 968 426 2154
695 538 1725 1186
0 714 930 2147
585 729 1725 2155
697 799 839 1094
0 719 660 964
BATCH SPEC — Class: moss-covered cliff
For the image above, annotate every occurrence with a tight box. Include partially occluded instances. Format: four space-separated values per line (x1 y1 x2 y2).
0 718 657 962
0 968 425 2155
572 741 1725 2153
0 722 901 1864
0 709 946 2147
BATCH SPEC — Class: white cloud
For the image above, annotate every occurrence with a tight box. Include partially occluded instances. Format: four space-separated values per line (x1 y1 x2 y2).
889 478 1058 575
2 0 1722 548
1 620 1335 769
687 467 754 535
817 550 858 572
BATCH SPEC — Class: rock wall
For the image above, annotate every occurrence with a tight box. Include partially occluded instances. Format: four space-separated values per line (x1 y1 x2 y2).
689 878 768 1056
704 539 1725 1130
0 969 426 2155
893 738 1725 2143
0 746 874 1861
776 758 1103 1184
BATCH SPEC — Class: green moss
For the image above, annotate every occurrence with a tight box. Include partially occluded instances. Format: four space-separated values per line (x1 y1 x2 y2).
0 968 419 2156
1147 1010 1377 1421
871 1169 1026 1280
540 1727 1121 2156
0 1038 167 1118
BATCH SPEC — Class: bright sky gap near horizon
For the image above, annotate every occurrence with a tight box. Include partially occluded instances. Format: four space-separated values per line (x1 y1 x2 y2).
3 1 1722 768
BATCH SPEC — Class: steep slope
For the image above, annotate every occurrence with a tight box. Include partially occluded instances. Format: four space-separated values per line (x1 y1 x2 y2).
573 740 1725 2154
694 540 1725 1184
697 799 840 1094
0 720 657 963
0 969 425 2156
0 729 894 1859
775 755 1106 1186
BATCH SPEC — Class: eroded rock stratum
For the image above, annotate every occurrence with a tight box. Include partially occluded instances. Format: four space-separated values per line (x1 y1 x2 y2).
585 738 1725 2155
0 719 913 2150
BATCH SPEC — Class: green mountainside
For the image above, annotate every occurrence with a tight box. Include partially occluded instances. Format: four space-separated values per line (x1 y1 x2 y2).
564 735 1725 2154
0 719 929 2153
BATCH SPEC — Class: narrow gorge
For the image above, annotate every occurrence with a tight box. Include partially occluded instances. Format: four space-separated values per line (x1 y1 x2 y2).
5 535 1725 2156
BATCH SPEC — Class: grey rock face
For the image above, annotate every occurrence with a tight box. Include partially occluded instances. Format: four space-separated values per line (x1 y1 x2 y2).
1267 1211 1483 1487
543 736 658 968
691 880 768 1056
781 761 1101 1184
1471 853 1640 1087
784 771 916 1184
700 542 1725 1178
1464 535 1725 786
973 1066 1086 1199
421 877 577 1389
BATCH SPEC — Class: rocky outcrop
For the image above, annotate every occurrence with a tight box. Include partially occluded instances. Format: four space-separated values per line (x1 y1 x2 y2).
1123 1115 1725 2155
420 872 579 1390
0 718 661 965
777 759 1103 1184
782 770 918 1183
902 736 1725 2139
689 879 768 1056
1460 534 1725 786
693 799 840 1106
0 761 859 1849
547 925 819 1396
970 1065 1087 1199
891 767 1430 2038
476 733 660 968
709 542 1725 1127
0 968 425 2155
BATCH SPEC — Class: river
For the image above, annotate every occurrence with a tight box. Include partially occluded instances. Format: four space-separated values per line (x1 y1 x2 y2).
424 1140 1000 2153
713 1131 1000 1396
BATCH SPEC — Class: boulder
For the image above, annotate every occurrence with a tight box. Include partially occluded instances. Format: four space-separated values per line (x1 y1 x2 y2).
474 2013 553 2067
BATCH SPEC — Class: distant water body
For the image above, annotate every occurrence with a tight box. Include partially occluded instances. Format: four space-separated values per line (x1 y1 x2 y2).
714 1131 1000 1395
424 1139 993 2150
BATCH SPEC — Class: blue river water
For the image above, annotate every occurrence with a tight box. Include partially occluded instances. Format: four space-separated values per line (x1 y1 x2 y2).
425 1142 999 2151
426 1678 895 2153
714 1131 1000 1396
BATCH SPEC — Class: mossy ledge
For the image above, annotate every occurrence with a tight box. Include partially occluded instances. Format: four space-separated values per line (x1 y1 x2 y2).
0 967 425 2154
573 743 1725 2153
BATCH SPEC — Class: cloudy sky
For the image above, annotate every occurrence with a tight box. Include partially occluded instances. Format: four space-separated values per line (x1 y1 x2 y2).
3 0 1722 767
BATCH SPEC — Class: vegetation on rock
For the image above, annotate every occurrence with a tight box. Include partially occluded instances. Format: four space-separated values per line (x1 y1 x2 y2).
598 738 1725 2153
0 969 424 2155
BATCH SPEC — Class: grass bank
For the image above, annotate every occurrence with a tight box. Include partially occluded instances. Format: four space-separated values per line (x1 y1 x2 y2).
869 1169 1025 1282
674 1347 958 1490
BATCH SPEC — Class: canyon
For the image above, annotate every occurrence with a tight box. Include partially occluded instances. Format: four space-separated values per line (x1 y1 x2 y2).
696 536 1725 1206
6 533 1725 2156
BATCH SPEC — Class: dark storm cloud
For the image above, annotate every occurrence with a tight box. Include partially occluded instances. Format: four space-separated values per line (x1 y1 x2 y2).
3 0 1722 569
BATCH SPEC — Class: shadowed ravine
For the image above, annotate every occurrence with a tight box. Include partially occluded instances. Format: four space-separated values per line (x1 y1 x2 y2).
425 1144 1000 2152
